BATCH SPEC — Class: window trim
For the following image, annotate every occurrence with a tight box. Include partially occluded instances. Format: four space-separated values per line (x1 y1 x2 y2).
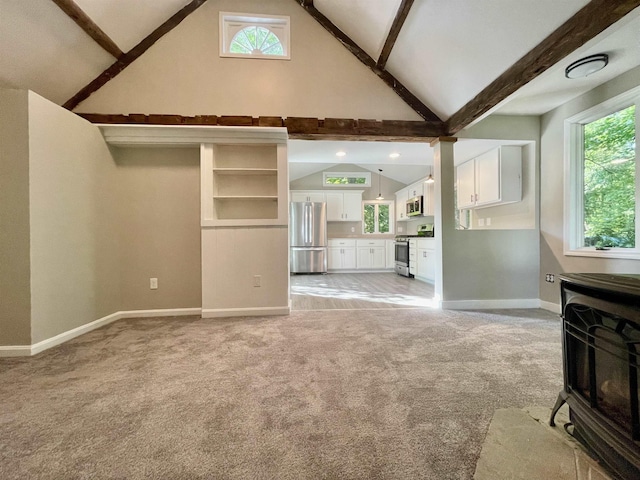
564 86 640 259
219 12 290 60
362 200 394 235
323 172 372 187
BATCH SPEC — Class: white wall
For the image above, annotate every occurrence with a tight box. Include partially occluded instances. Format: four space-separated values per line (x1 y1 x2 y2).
27 91 121 344
539 65 640 306
74 0 420 121
0 89 31 345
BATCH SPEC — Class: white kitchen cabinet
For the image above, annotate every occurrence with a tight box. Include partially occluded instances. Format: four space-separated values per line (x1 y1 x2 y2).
328 239 357 270
409 238 417 276
326 191 363 221
290 190 325 203
456 146 522 210
407 181 423 199
356 239 386 269
416 238 436 284
423 180 435 216
395 188 408 222
386 239 396 269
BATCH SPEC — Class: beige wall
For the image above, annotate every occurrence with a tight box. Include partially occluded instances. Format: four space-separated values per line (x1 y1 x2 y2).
539 66 640 306
27 91 121 344
0 89 31 345
112 147 202 311
74 0 420 121
435 116 541 303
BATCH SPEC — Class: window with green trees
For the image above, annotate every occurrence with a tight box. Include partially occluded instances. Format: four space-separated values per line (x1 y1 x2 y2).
363 202 393 234
582 105 636 248
566 88 639 257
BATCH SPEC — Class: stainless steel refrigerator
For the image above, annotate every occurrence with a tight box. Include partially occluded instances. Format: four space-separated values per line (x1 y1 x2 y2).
290 202 327 273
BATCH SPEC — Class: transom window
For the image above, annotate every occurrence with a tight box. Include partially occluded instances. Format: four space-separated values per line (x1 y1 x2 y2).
363 201 393 234
323 172 371 187
565 87 640 259
220 13 290 59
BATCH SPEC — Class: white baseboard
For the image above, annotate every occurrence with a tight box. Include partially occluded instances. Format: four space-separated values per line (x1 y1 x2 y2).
201 306 290 318
0 345 33 357
0 308 202 357
539 301 562 314
441 298 541 310
119 308 201 319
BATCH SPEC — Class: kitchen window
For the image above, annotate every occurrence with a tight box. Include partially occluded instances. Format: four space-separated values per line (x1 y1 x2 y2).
363 201 393 234
564 86 640 259
219 12 290 59
323 172 371 187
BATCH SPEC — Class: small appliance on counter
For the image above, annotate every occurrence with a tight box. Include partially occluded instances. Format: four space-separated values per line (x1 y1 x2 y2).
417 224 434 237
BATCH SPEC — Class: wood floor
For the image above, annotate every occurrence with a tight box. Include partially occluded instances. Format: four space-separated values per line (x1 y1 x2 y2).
290 272 436 310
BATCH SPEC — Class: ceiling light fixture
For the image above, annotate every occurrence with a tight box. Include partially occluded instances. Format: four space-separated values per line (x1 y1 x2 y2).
336 151 346 157
425 165 435 184
389 153 400 159
376 169 384 200
565 53 609 79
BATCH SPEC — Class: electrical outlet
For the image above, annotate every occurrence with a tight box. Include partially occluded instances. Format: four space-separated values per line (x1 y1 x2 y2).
478 218 485 227
150 277 158 289
545 274 555 283
351 227 355 232
486 218 491 226
253 275 261 287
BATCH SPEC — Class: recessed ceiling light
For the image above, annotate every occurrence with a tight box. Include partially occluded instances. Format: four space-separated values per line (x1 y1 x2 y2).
336 151 346 157
389 153 400 158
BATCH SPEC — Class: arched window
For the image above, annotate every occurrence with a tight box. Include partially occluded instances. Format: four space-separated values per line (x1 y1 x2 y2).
220 13 290 60
230 26 284 56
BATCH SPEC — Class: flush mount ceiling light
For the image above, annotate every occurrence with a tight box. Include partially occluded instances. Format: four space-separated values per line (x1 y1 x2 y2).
376 169 384 200
389 153 400 159
336 151 346 157
565 53 609 79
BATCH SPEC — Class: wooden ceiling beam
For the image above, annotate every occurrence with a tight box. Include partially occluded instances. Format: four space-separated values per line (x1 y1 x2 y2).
377 0 414 70
51 0 123 58
294 0 441 123
77 113 446 141
445 0 640 135
63 0 207 110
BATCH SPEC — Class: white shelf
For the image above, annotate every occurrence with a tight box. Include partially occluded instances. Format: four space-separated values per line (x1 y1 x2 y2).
213 196 278 200
213 168 277 175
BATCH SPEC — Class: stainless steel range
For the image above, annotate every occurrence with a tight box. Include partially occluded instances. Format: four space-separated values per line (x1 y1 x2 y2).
394 235 413 277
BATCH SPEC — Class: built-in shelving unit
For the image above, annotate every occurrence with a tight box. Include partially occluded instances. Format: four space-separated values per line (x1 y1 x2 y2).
201 141 288 227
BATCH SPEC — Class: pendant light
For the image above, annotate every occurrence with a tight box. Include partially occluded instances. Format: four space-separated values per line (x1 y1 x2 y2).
425 165 435 184
376 169 384 200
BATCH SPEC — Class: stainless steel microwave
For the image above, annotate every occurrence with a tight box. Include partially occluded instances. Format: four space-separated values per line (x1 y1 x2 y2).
406 196 423 217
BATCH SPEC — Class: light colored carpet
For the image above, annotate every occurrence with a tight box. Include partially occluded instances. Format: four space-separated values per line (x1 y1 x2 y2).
0 308 562 479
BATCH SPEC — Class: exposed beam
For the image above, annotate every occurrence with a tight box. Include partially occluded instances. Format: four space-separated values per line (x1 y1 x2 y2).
77 113 446 141
377 0 414 70
63 0 207 110
445 0 640 135
294 0 441 123
51 0 123 58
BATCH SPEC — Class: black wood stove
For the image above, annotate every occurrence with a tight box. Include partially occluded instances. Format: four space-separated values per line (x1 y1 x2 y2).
551 273 640 479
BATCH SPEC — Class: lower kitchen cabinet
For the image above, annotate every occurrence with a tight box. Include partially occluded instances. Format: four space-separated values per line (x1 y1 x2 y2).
328 239 356 270
386 240 395 269
415 238 436 283
356 239 386 269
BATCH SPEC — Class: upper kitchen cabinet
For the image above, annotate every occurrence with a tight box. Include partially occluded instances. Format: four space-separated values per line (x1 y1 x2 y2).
290 190 326 203
325 191 363 221
396 188 408 221
202 141 289 227
456 146 522 210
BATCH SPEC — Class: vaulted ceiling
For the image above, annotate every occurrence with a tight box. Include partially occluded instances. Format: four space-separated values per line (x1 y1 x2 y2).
1 0 639 139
